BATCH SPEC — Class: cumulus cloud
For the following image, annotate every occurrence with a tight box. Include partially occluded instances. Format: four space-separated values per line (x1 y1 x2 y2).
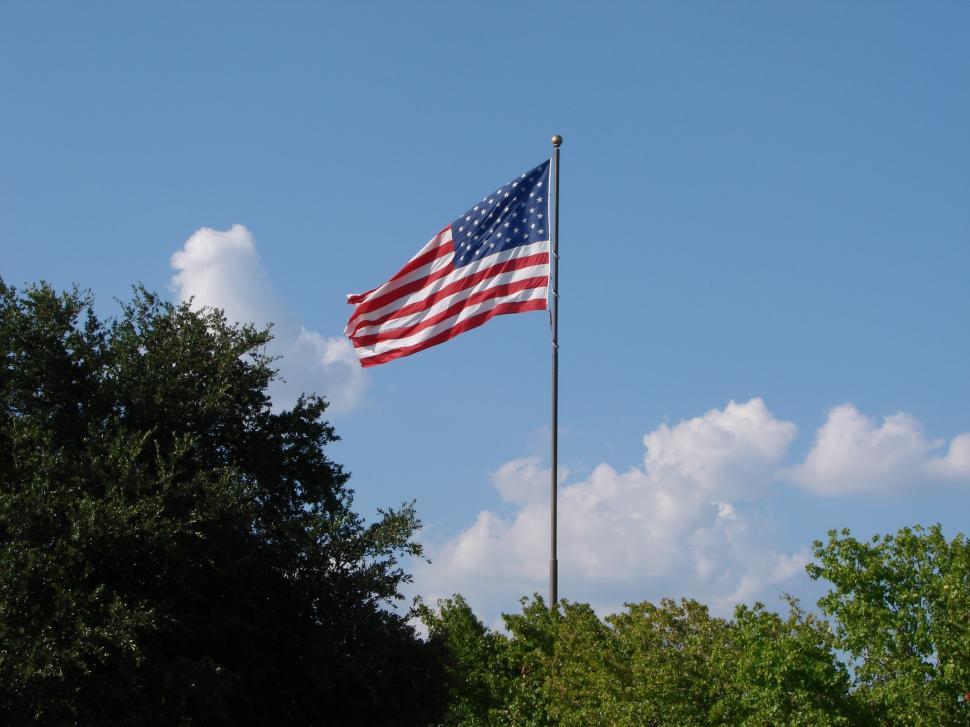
643 398 797 499
170 224 366 412
927 433 970 480
787 404 970 495
412 399 807 618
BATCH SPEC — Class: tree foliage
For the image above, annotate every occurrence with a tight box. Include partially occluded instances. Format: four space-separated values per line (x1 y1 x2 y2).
0 280 445 725
422 595 857 726
808 524 970 725
424 524 970 726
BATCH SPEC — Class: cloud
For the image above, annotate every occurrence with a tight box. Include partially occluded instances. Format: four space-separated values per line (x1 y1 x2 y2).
412 398 806 619
927 433 970 480
410 398 970 623
170 224 366 412
787 404 970 495
643 398 797 499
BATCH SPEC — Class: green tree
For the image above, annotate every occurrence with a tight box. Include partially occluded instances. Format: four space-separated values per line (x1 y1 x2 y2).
0 280 445 725
418 594 514 726
604 598 731 726
424 595 860 727
421 595 566 726
808 524 970 725
719 599 859 725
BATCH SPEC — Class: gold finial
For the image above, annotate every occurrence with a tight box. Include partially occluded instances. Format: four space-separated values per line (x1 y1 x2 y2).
551 134 563 147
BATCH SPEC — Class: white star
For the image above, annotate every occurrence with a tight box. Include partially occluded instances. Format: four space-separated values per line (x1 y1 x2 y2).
537 213 543 219
537 181 543 187
539 228 544 234
497 232 503 238
513 227 519 233
529 208 536 214
531 223 536 229
458 226 465 232
504 221 511 227
538 197 544 203
529 191 536 198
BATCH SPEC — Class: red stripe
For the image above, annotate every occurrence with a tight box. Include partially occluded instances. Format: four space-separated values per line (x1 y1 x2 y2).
347 252 549 335
347 288 377 305
350 276 549 347
357 299 548 367
387 234 453 283
348 258 457 321
346 227 452 306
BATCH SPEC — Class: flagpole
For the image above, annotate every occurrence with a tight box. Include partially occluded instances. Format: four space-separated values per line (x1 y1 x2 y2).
550 134 562 609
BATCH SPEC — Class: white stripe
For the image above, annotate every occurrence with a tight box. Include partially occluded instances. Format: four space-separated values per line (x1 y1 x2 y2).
346 228 453 304
348 227 455 305
352 263 549 338
346 239 549 335
354 286 548 358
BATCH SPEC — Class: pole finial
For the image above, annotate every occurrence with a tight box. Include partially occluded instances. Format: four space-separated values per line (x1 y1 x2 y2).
551 134 563 147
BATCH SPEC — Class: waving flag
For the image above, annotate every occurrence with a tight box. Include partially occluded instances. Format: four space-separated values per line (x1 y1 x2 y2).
345 160 551 367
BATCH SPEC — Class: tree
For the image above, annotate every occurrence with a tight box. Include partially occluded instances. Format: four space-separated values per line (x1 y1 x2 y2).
603 598 731 726
423 595 859 726
808 524 970 725
720 599 858 725
417 595 514 726
0 280 445 725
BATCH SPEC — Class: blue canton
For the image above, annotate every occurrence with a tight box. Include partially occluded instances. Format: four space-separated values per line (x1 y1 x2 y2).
450 160 550 268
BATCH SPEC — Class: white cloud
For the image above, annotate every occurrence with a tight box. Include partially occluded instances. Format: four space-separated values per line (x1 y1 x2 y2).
412 398 806 619
410 399 970 623
927 433 970 481
643 398 797 499
787 404 970 495
170 224 366 412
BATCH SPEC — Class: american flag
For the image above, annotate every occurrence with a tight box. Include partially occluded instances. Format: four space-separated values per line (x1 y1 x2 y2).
345 160 551 367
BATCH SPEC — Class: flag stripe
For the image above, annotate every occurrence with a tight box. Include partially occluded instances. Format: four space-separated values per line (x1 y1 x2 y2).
388 226 453 281
347 247 548 336
351 276 548 346
351 264 548 338
353 286 548 358
346 229 453 305
346 238 547 331
346 235 546 325
357 298 548 367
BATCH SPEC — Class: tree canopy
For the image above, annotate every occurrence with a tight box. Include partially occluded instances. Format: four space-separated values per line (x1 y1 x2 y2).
808 524 970 725
421 595 858 726
422 525 970 726
0 280 445 725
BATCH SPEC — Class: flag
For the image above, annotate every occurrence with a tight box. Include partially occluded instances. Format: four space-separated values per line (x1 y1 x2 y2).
345 160 551 367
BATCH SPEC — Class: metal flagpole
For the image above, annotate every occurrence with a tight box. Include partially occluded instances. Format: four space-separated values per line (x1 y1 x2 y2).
550 134 562 609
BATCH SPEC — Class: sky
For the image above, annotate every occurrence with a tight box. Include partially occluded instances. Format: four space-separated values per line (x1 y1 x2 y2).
2 1 969 626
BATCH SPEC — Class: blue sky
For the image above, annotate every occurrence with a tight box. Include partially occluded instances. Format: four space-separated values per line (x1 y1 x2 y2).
3 2 969 623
